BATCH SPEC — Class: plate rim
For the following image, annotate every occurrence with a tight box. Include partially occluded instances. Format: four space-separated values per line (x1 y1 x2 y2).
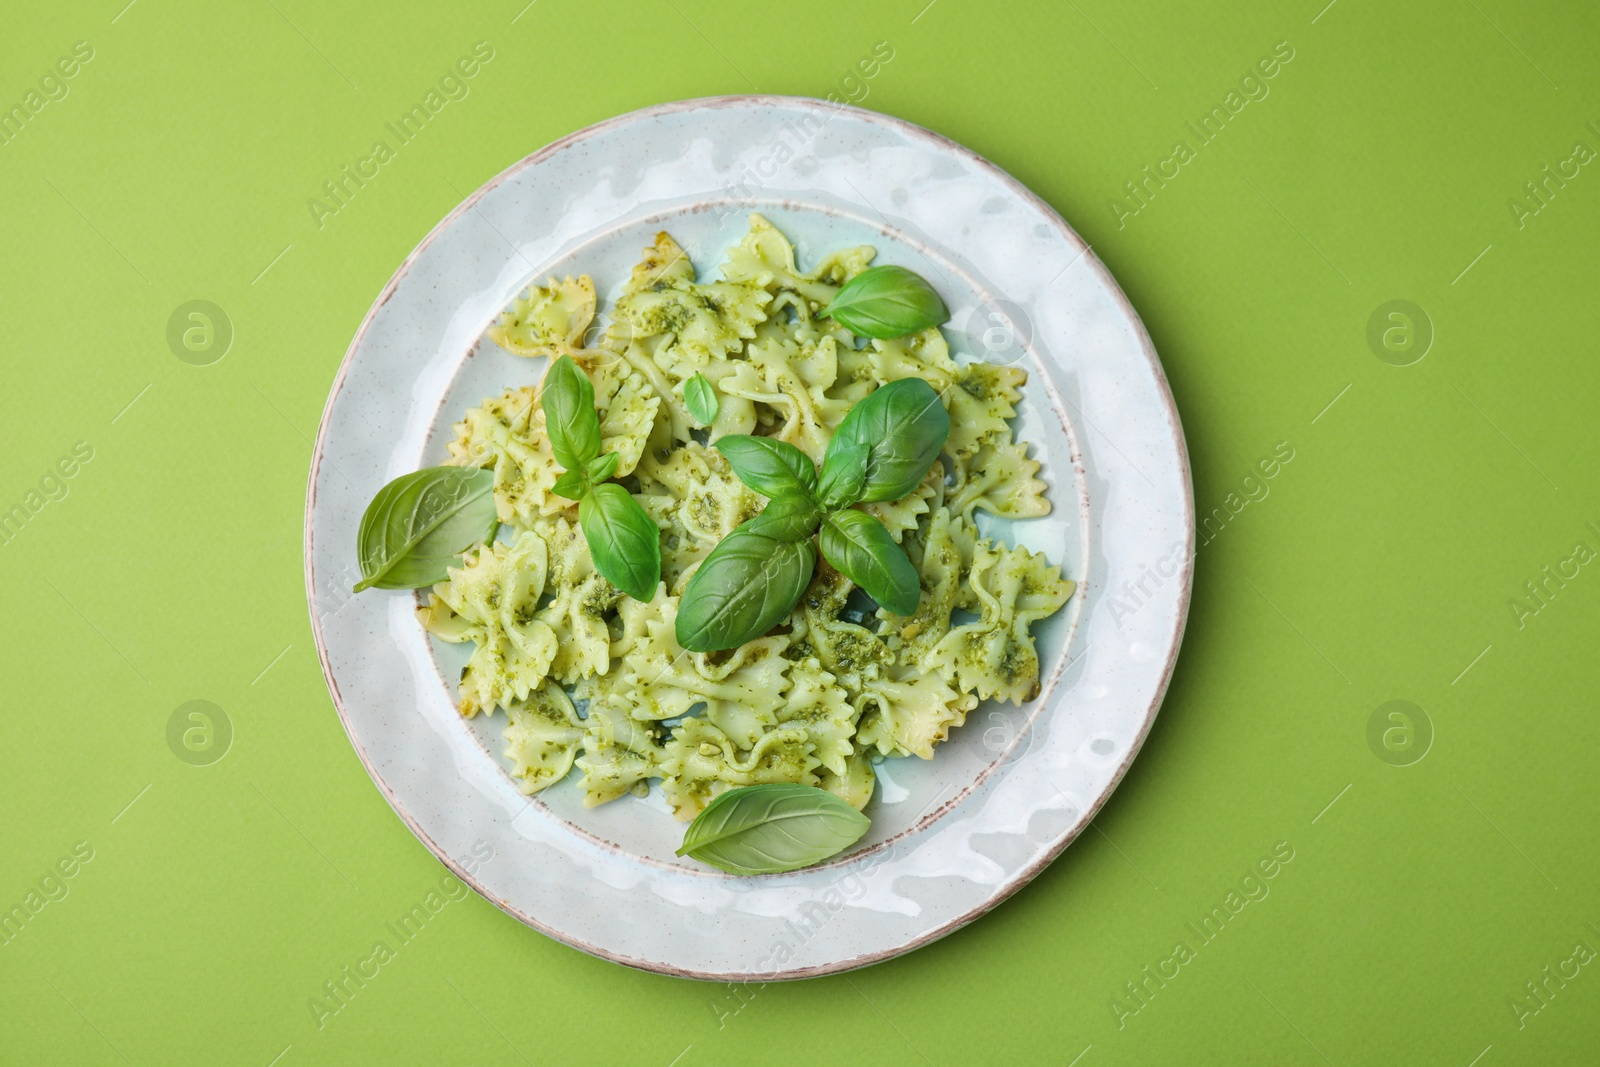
303 93 1195 980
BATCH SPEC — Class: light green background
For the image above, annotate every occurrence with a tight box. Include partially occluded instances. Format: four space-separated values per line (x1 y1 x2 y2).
3 0 1597 1063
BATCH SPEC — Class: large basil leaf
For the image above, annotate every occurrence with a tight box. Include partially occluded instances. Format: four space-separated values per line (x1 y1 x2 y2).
823 377 949 503
579 483 661 601
819 265 949 339
745 494 823 542
541 355 600 469
714 435 817 498
815 441 868 510
675 526 815 651
684 372 719 426
353 466 499 592
819 509 921 615
677 783 871 874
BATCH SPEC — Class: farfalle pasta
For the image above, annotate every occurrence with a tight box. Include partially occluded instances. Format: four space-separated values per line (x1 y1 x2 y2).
418 215 1075 819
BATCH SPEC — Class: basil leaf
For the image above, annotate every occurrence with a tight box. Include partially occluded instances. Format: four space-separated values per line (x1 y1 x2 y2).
822 377 949 503
714 435 817 498
684 372 719 426
819 509 921 616
675 526 815 651
551 468 590 501
353 467 498 592
586 450 620 483
745 494 822 542
816 441 868 509
579 483 661 601
677 783 870 874
541 355 601 469
819 265 949 339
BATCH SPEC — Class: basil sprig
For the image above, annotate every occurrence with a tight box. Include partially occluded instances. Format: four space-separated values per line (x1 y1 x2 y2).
541 355 661 601
675 377 950 651
819 265 949 339
677 783 870 874
353 466 500 592
684 372 719 426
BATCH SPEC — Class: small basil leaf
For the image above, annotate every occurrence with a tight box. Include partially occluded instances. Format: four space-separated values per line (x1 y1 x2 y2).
353 467 499 592
819 509 921 616
816 441 868 509
714 435 817 498
585 450 621 483
551 468 590 501
579 483 661 601
677 783 871 874
541 355 601 469
819 265 949 339
823 377 950 503
675 527 816 652
684 372 719 426
745 494 823 542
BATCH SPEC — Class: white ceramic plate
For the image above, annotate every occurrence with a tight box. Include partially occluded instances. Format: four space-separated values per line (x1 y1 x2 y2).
305 96 1192 980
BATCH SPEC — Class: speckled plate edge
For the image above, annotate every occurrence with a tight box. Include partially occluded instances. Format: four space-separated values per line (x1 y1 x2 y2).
304 95 1194 980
